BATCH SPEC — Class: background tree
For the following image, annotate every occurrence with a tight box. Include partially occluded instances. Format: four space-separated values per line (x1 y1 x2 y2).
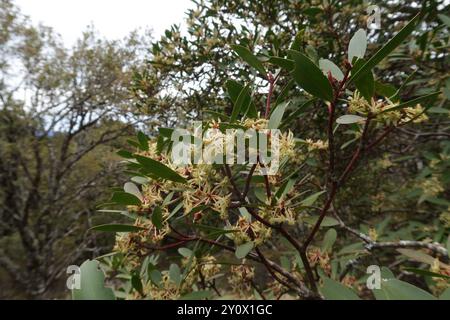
0 0 155 298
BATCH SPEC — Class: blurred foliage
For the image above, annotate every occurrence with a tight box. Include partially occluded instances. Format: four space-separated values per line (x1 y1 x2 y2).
0 0 154 298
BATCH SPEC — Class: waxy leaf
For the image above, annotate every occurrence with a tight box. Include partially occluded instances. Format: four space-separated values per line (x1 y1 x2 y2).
379 91 440 114
135 155 186 183
350 13 421 83
348 29 367 62
226 80 257 118
231 44 267 77
235 242 254 259
152 206 163 230
123 182 143 201
268 101 290 129
336 114 366 124
111 191 141 206
72 260 115 300
319 59 344 81
289 50 333 102
320 277 361 300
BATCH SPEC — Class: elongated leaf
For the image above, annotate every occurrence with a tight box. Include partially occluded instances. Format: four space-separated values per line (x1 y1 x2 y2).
275 179 295 201
111 191 141 206
319 59 344 81
269 56 294 71
379 91 440 114
288 50 334 102
320 277 361 300
72 260 115 300
135 155 186 183
226 80 257 118
404 268 450 280
280 99 315 128
137 131 149 151
440 288 450 300
231 44 267 77
322 228 337 252
375 279 437 300
304 216 339 227
124 182 143 201
268 101 290 129
152 206 163 230
300 190 326 207
438 14 450 27
336 114 366 124
117 150 134 159
169 263 182 286
230 84 252 122
353 59 374 101
131 273 144 296
235 242 254 259
348 29 367 62
178 247 193 258
90 224 144 233
350 13 421 83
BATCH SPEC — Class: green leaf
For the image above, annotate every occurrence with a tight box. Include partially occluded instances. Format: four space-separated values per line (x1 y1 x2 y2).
150 269 162 287
111 191 142 206
275 179 295 201
268 101 290 129
438 14 450 28
226 80 257 118
300 190 326 207
447 235 450 254
320 277 360 300
304 216 339 227
348 29 367 62
440 288 450 300
151 206 163 229
349 13 421 83
235 242 254 259
231 44 267 77
336 114 366 124
288 50 334 102
319 59 344 81
404 268 450 280
72 260 115 300
374 81 398 101
322 228 337 253
123 182 143 201
375 279 437 300
178 247 193 258
169 263 182 286
117 150 134 159
353 59 374 101
378 91 440 114
179 290 213 300
135 155 186 183
230 83 252 122
280 99 315 128
131 273 144 296
137 131 149 151
90 224 144 233
268 56 294 71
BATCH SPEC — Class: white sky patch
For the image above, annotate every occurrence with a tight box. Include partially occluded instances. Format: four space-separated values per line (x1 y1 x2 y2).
15 0 193 45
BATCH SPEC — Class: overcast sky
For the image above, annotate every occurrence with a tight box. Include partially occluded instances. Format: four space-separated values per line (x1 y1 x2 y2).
15 0 193 45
